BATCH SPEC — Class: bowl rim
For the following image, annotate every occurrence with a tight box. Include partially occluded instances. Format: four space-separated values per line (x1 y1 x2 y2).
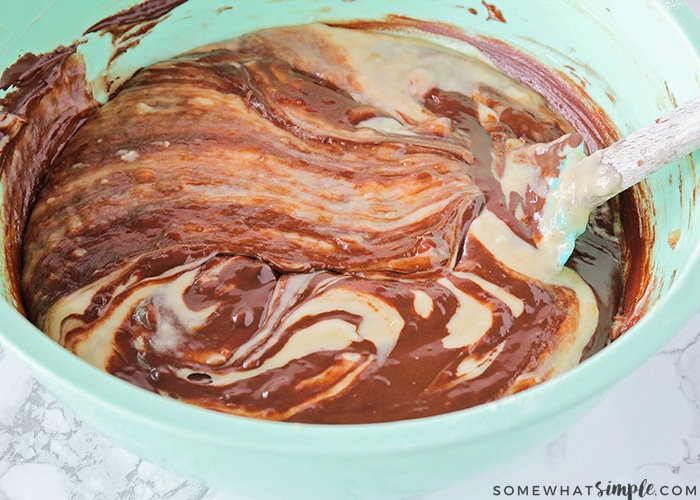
2 268 699 456
1 0 700 457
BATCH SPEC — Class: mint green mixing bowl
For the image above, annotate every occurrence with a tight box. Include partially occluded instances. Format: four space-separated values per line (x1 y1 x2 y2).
1 1 700 498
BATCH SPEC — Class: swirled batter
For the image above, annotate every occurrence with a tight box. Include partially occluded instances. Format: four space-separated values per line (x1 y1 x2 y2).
20 24 623 423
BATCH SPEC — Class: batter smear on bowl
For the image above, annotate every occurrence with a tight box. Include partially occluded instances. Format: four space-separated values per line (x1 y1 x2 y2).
19 24 624 423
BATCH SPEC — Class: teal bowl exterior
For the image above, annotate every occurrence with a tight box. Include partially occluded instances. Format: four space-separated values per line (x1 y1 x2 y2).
1 1 700 498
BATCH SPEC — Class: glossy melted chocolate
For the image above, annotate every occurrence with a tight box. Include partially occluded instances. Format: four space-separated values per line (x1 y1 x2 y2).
11 23 627 424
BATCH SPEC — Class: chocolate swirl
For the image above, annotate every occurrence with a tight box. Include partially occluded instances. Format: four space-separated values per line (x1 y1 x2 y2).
21 24 622 423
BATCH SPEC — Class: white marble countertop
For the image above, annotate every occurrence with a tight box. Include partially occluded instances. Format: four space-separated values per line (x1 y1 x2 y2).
3 3 700 499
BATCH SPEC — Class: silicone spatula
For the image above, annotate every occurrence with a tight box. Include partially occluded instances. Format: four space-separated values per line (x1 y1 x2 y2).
534 94 700 267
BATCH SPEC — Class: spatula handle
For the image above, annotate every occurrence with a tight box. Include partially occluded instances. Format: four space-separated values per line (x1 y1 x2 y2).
600 94 700 193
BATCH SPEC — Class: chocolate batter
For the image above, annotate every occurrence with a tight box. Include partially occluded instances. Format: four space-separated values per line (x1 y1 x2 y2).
3 19 635 424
